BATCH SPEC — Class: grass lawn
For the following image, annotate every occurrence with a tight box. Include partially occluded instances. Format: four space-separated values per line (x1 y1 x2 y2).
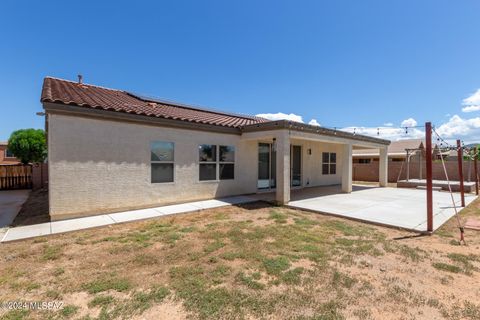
1 199 480 320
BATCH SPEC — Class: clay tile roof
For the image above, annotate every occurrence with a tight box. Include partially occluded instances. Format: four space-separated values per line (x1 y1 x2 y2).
41 77 269 128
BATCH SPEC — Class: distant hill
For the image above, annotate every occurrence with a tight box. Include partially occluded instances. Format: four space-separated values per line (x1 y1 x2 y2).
464 143 480 148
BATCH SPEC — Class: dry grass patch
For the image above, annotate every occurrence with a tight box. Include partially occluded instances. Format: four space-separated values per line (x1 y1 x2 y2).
1 200 480 319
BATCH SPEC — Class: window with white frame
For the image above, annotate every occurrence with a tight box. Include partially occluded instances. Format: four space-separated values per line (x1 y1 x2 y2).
322 152 336 175
199 144 235 181
151 141 174 183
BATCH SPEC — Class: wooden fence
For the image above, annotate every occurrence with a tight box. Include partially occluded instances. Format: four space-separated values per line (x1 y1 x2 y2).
0 164 32 190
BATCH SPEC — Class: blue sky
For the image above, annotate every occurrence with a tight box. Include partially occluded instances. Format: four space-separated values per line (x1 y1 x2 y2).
1 0 480 142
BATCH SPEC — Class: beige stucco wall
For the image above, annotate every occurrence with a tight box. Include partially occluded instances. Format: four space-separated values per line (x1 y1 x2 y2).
290 139 344 187
48 113 258 219
48 113 362 219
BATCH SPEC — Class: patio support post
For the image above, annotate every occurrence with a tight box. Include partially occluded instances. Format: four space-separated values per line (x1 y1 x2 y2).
379 146 388 187
341 143 352 193
474 147 479 196
457 139 465 207
426 122 433 232
275 130 290 204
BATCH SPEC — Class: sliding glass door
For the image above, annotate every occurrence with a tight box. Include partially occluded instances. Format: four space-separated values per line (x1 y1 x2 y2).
258 143 302 190
258 143 276 189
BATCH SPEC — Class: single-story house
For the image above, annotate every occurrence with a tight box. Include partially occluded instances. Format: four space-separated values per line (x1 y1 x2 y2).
352 139 432 163
438 148 469 161
0 141 20 165
41 77 390 220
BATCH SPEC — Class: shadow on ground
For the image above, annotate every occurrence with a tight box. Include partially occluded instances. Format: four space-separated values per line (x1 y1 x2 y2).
12 189 50 226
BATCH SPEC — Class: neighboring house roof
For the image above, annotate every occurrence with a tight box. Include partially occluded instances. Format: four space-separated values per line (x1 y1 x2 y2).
41 77 269 128
353 139 425 157
440 149 469 158
0 141 7 146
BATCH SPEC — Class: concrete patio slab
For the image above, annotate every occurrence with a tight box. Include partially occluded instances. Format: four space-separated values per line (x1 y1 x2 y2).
0 190 30 228
1 195 257 242
288 185 476 232
51 215 116 234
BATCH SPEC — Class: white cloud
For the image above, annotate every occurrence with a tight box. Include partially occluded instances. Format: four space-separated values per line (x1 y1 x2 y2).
400 118 417 128
256 112 303 123
462 105 480 113
435 115 480 143
463 89 480 106
254 105 480 143
461 89 480 113
342 115 480 144
341 126 424 141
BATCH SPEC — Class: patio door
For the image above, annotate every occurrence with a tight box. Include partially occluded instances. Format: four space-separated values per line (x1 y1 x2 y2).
291 145 302 187
258 143 276 190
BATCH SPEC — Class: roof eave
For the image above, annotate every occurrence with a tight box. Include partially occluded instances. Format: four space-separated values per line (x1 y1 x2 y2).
241 120 391 145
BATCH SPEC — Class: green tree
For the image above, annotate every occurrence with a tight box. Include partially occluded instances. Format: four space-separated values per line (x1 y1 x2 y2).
8 129 47 164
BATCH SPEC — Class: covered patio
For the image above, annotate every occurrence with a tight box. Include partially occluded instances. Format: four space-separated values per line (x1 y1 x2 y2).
278 185 476 232
241 121 390 205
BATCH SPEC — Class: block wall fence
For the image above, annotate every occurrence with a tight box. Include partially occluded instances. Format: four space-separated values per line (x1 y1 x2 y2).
353 161 477 183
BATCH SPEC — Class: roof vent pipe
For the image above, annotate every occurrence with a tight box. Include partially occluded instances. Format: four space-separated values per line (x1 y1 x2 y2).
78 74 83 84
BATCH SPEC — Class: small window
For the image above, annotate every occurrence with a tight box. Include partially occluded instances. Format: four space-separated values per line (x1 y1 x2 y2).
151 141 174 183
5 149 14 158
199 144 235 181
358 158 371 164
322 152 336 175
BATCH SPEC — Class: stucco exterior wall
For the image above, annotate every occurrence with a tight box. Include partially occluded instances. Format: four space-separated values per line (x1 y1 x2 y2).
47 113 364 219
48 113 258 219
290 139 344 187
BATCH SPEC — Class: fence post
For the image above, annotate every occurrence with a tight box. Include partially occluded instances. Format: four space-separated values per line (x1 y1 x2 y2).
426 122 433 232
457 140 465 207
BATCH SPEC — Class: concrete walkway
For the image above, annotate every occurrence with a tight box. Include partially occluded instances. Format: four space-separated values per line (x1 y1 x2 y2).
0 190 30 227
0 190 30 240
1 195 256 242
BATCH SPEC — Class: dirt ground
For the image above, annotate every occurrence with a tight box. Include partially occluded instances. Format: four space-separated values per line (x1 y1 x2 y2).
12 189 49 226
0 196 479 319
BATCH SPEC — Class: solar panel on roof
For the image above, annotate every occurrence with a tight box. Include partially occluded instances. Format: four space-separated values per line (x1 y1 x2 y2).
126 91 259 121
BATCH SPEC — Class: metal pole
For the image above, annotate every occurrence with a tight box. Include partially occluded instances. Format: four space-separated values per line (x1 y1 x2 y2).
426 122 433 232
475 147 479 196
457 140 465 207
406 150 410 181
